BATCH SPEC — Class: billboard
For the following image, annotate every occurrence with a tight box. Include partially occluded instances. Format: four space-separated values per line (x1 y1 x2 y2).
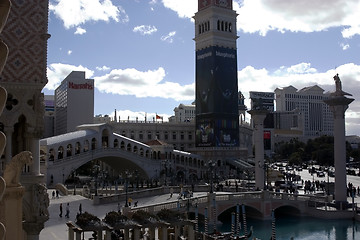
195 115 239 147
250 91 274 111
196 46 238 115
195 45 239 147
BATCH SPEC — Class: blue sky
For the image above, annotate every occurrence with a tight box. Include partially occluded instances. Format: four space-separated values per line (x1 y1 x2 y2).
45 0 360 135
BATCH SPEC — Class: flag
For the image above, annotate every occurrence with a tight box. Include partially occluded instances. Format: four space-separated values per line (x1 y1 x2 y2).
156 114 162 120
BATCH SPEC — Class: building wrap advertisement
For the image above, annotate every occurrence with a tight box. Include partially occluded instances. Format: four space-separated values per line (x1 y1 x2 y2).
195 46 239 147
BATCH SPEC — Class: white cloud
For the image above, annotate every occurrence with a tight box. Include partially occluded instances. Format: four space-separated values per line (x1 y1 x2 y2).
74 27 86 35
67 50 72 55
95 67 194 101
133 25 158 35
50 0 129 29
340 43 350 50
96 65 110 71
161 0 360 38
46 63 94 90
162 0 197 19
160 31 176 43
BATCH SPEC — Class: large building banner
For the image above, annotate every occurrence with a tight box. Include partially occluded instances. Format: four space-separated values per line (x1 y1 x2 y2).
196 46 238 115
195 46 239 147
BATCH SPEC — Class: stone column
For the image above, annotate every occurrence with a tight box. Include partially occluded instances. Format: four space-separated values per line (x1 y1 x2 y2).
124 228 129 240
0 186 25 240
325 96 354 204
160 226 168 240
30 138 40 175
133 228 140 240
248 110 268 190
4 126 12 163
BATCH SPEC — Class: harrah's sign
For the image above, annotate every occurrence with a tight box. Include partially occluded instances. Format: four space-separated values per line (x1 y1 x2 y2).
68 82 93 90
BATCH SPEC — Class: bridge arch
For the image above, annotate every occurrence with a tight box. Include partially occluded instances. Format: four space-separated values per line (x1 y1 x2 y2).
274 204 301 217
217 204 263 223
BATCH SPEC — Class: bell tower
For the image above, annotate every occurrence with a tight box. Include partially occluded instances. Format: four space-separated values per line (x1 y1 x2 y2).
194 0 239 152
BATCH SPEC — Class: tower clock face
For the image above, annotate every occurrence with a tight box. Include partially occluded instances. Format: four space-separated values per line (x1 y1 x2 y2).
217 0 231 8
200 0 211 9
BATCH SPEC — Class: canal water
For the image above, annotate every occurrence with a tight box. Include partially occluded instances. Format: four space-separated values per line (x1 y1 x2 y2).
217 216 360 239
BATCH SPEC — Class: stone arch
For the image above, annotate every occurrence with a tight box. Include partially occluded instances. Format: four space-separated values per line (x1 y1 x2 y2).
157 151 161 159
84 139 89 152
58 146 64 159
140 148 144 156
274 205 301 217
114 139 119 148
66 144 72 157
120 141 125 149
12 114 28 156
48 148 55 161
102 128 110 148
133 145 138 154
127 143 131 152
91 138 97 150
75 142 81 154
145 150 150 158
217 204 263 223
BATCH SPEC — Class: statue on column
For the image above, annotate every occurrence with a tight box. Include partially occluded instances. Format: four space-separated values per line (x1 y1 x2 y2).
3 151 33 187
332 74 352 97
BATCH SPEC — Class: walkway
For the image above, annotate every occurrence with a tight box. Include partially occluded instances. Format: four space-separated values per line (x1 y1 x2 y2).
40 188 360 240
40 190 207 240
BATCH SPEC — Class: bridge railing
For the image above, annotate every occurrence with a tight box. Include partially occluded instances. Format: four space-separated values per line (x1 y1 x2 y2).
48 147 153 168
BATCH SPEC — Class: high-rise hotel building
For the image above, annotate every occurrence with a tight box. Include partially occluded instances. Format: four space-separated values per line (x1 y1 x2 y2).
55 71 94 135
275 85 334 137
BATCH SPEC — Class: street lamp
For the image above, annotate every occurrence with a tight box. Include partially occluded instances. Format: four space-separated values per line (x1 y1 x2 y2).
208 160 216 193
93 164 100 196
124 170 132 207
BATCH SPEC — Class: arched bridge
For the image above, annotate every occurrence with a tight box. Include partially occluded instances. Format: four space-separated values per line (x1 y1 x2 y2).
129 190 337 221
40 123 205 186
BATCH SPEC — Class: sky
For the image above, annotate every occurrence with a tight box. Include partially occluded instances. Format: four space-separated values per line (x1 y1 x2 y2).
45 0 360 136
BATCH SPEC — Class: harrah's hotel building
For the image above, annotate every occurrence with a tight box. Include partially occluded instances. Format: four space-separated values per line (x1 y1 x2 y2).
55 71 94 135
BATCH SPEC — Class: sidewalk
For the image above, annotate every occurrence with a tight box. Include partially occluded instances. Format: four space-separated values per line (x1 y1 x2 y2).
40 190 200 240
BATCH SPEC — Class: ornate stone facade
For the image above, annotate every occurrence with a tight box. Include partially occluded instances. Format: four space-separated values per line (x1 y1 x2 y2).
0 0 50 239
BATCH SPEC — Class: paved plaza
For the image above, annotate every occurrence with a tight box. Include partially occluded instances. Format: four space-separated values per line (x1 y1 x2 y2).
41 189 360 239
40 190 208 240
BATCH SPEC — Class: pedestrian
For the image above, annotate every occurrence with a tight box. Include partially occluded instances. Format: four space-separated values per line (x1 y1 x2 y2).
170 187 174 198
59 203 63 217
56 190 59 198
65 203 70 218
117 203 121 213
79 203 82 214
52 190 55 199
